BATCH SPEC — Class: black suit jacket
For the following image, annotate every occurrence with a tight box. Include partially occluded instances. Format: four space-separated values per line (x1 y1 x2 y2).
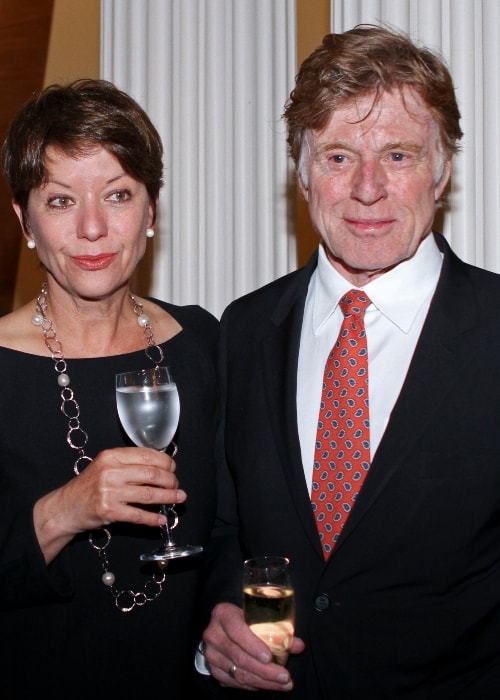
197 233 500 699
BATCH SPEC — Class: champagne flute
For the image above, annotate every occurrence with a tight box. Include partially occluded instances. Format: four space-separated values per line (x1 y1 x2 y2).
242 555 296 666
115 366 203 561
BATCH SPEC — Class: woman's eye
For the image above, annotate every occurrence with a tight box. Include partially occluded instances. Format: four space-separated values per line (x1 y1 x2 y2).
48 196 72 208
108 190 131 203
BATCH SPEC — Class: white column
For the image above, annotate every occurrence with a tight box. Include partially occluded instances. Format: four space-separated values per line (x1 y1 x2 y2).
331 0 500 274
101 0 297 318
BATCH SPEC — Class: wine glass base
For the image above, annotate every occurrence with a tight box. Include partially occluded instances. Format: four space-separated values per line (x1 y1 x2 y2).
139 544 203 561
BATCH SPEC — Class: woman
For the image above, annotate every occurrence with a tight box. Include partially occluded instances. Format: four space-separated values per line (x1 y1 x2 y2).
0 79 218 698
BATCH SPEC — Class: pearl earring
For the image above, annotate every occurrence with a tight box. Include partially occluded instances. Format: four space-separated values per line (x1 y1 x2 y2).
146 228 155 238
27 239 36 249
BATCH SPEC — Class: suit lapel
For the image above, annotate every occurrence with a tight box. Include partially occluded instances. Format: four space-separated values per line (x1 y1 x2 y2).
331 235 479 553
260 255 326 555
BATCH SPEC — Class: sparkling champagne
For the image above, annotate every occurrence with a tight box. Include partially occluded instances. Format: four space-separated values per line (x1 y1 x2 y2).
243 584 295 665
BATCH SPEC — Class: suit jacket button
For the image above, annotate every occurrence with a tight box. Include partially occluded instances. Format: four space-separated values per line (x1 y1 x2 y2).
314 594 330 611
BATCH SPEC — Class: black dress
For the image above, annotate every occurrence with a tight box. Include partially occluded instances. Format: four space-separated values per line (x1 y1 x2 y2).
0 300 218 699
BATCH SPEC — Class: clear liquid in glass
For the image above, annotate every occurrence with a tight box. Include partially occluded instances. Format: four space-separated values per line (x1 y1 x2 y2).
116 383 180 450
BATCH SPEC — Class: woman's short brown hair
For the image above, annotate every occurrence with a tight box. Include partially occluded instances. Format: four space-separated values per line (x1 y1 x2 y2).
1 78 163 224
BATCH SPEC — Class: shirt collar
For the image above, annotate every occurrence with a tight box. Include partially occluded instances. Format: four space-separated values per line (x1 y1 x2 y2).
311 234 443 334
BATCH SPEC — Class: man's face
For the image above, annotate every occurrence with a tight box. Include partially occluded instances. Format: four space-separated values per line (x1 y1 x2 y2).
299 87 451 286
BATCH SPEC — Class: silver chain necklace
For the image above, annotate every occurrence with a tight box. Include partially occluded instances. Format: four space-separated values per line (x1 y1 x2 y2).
32 282 167 613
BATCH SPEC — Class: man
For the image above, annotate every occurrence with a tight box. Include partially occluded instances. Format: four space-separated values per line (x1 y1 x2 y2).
194 25 500 699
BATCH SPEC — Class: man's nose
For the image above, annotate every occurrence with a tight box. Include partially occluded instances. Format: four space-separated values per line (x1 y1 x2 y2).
350 159 387 204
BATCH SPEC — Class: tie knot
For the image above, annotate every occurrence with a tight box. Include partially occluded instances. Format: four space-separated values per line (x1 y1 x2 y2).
339 289 371 318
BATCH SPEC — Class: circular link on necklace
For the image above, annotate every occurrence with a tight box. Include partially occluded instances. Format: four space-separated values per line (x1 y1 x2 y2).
146 343 164 366
134 591 147 606
89 527 112 551
74 455 92 475
115 591 137 613
60 388 80 418
144 576 166 600
67 425 89 450
34 283 168 612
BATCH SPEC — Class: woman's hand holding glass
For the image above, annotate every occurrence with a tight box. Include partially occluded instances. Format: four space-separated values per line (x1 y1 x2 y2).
116 366 203 561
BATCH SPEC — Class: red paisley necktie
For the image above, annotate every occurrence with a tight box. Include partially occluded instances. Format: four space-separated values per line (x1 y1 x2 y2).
311 289 371 559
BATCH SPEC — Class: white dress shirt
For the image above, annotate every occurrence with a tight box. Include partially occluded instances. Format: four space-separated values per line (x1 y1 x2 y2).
297 234 443 493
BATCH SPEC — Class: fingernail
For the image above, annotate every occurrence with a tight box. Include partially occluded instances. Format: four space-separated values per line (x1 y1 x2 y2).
278 673 290 684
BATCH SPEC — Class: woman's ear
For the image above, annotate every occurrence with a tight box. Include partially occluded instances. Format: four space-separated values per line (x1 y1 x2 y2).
149 196 159 227
12 201 31 239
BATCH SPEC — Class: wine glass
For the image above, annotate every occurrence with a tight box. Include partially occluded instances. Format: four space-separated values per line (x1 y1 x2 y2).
242 556 296 666
115 366 203 561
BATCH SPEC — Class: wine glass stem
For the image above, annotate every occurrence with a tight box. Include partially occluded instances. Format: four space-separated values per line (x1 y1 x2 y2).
160 505 177 547
158 442 179 548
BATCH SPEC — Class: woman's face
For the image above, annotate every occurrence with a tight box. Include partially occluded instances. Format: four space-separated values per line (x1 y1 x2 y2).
15 145 154 301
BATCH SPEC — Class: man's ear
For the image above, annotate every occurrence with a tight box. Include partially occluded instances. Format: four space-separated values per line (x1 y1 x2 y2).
434 158 452 201
297 172 309 202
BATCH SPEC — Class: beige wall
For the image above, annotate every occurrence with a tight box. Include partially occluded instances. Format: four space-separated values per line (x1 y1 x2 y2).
14 0 101 308
297 0 329 62
44 0 100 84
296 0 330 266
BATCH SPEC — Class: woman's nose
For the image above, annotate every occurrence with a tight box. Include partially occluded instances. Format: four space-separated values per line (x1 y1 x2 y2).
76 202 108 240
